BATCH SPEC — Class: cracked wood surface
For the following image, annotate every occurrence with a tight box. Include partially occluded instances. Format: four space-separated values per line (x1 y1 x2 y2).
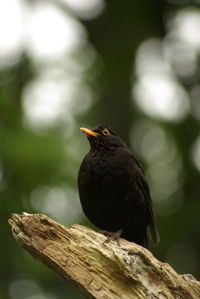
9 213 200 299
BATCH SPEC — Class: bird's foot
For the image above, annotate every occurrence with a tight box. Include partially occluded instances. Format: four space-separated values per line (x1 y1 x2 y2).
101 229 123 246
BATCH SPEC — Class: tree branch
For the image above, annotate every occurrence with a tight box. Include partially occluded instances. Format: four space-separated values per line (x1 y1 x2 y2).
8 213 200 299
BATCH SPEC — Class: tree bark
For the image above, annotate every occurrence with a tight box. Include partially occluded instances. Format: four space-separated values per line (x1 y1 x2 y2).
8 213 200 299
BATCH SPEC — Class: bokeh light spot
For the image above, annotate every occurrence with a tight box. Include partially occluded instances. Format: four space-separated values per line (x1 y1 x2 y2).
133 39 190 122
22 77 92 131
63 0 105 20
9 280 42 299
0 0 25 65
191 135 200 172
26 2 86 60
30 186 82 224
190 85 200 120
169 8 200 51
130 120 183 215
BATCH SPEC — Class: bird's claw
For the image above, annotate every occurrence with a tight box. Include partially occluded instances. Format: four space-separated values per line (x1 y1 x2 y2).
101 229 123 246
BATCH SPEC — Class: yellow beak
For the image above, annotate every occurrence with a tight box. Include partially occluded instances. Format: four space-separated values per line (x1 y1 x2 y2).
80 127 100 137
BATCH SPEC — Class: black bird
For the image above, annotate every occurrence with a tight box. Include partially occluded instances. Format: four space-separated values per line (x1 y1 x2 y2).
78 125 159 248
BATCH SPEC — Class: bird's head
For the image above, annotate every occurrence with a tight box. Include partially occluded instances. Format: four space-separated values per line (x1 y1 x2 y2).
80 125 126 150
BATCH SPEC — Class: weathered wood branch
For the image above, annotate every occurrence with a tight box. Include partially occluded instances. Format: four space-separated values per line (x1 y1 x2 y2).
9 213 200 299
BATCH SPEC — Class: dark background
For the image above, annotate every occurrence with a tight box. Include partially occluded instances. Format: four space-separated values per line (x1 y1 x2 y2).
1 0 200 298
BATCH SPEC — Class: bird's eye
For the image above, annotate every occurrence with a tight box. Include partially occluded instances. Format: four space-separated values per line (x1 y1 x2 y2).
102 128 109 136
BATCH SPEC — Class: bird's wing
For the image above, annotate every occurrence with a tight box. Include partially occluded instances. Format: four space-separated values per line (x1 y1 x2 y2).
124 149 160 244
135 171 160 244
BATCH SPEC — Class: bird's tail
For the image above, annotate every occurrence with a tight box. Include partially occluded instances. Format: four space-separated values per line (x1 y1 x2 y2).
148 221 160 244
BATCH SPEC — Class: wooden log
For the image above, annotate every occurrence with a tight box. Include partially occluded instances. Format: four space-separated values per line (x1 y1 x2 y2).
8 213 200 299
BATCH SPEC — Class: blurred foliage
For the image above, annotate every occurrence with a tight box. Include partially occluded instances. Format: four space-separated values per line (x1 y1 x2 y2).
0 0 200 298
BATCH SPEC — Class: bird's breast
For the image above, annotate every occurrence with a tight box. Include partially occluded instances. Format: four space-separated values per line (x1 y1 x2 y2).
79 150 131 199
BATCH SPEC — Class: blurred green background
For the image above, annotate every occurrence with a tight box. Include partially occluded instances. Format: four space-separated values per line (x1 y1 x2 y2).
1 0 200 298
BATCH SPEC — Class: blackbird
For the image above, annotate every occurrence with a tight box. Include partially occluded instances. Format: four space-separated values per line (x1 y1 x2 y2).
78 125 159 248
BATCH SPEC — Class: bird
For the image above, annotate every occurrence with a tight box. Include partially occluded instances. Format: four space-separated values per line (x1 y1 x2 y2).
78 125 160 248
